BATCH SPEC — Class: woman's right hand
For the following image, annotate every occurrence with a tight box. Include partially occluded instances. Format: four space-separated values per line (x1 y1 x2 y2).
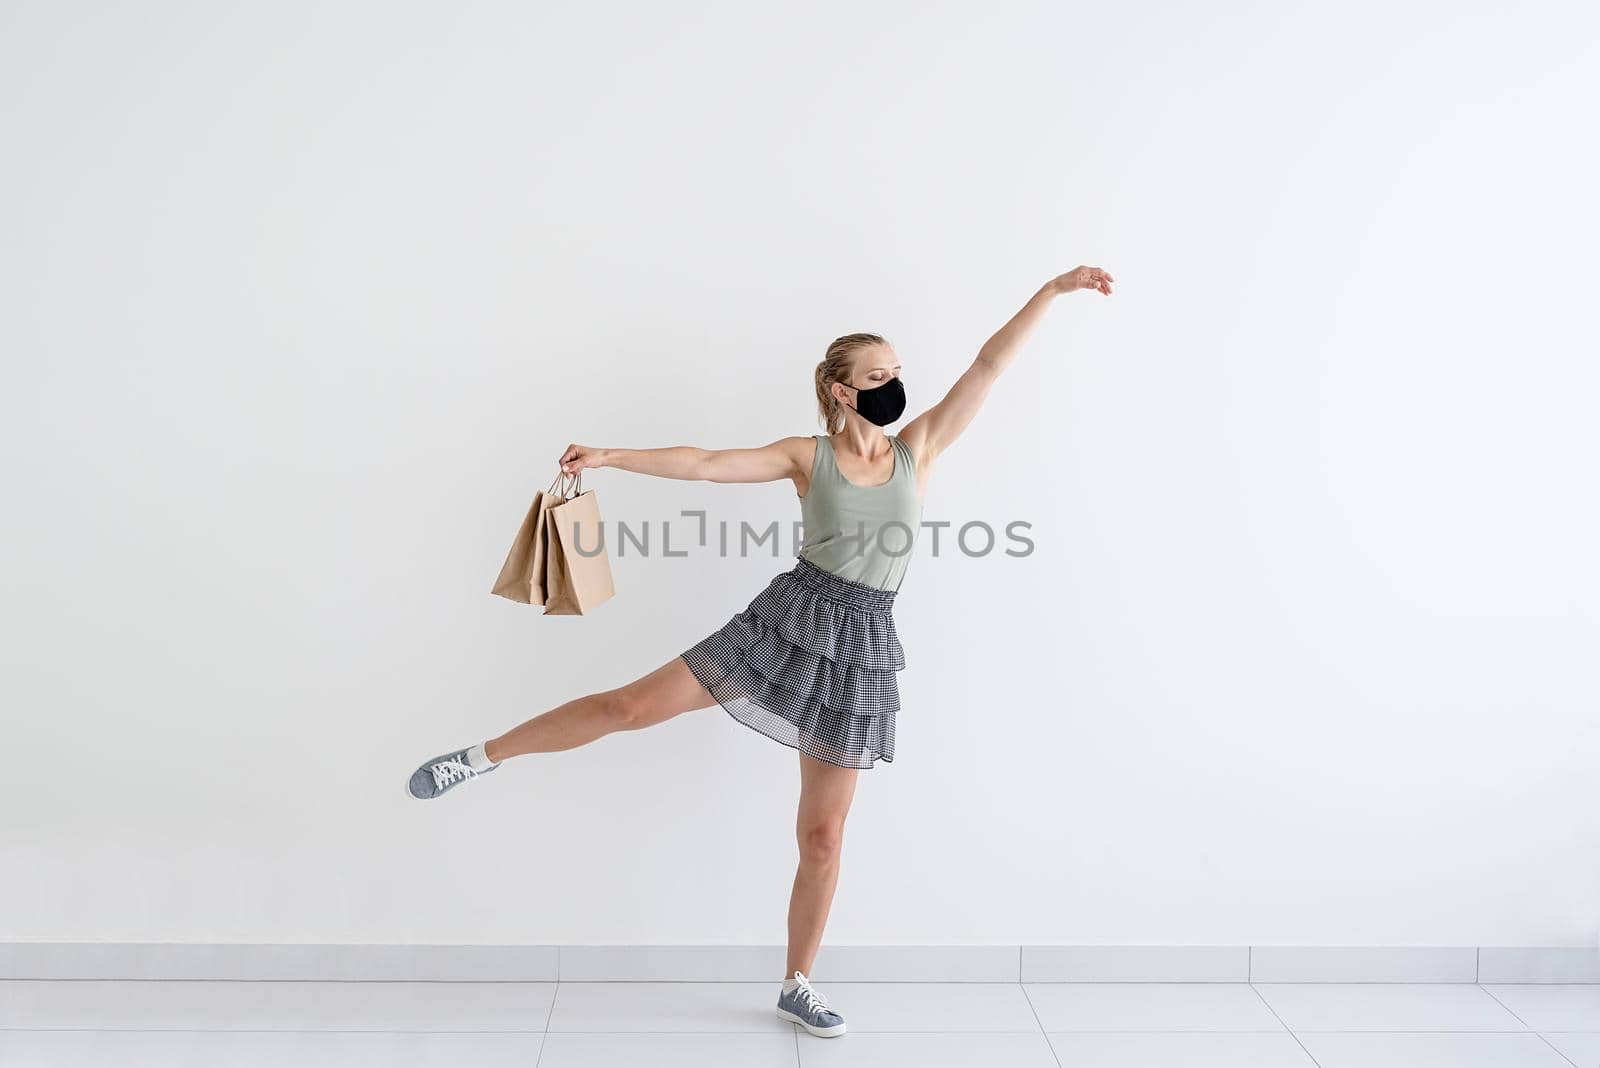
1049 265 1114 296
558 443 606 475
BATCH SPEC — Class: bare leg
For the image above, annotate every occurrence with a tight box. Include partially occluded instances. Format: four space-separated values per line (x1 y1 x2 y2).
484 654 716 762
783 751 860 977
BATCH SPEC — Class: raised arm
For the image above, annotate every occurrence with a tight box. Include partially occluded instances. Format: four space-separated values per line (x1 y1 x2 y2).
559 436 813 489
899 265 1113 465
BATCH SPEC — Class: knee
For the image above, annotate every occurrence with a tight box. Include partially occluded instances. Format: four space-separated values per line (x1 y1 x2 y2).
602 688 650 731
797 821 845 867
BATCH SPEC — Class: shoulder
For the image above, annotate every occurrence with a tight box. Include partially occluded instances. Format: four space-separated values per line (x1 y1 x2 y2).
772 434 820 472
891 432 921 471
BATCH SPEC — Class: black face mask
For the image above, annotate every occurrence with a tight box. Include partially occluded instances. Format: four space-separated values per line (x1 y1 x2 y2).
840 375 906 426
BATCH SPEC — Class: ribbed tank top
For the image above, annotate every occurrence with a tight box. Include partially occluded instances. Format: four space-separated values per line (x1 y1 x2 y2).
797 433 923 592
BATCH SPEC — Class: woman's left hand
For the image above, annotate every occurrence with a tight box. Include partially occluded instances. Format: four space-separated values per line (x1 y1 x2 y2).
1050 266 1114 296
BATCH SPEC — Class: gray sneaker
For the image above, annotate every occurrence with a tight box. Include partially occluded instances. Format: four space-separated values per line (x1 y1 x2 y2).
408 748 498 800
776 970 846 1037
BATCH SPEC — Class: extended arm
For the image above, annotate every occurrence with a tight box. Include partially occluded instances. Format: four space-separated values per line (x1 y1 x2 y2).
899 265 1113 464
559 436 811 486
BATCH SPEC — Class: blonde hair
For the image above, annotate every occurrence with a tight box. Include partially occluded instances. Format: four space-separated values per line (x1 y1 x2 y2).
814 332 888 435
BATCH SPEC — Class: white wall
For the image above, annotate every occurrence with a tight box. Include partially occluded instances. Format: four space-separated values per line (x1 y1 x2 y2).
3 0 1597 947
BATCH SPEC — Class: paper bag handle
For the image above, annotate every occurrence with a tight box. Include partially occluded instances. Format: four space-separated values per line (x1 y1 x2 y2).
547 467 584 497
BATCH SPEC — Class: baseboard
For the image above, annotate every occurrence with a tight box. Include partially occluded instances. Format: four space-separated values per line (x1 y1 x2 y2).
3 944 1596 983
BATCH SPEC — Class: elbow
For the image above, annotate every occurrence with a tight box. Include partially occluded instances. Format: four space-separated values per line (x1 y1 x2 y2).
688 449 716 482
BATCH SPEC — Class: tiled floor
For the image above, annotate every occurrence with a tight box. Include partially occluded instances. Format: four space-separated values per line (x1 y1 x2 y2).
0 979 1597 1066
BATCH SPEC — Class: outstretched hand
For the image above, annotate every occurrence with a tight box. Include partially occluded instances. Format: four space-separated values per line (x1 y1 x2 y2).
1051 266 1114 295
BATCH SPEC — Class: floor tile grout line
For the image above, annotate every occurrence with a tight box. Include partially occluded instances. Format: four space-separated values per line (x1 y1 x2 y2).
13 975 1597 984
1477 983 1534 1032
1477 983 1583 1068
1017 982 1065 1068
1538 1033 1582 1068
6 1027 1598 1035
530 950 558 1068
1247 982 1326 1068
4 1027 1140 1034
533 978 559 1067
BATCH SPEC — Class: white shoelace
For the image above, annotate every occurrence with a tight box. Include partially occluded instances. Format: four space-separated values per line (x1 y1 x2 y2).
792 973 831 1015
430 757 478 791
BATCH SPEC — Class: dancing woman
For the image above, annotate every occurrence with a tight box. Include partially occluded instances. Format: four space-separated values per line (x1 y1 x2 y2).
407 265 1114 1036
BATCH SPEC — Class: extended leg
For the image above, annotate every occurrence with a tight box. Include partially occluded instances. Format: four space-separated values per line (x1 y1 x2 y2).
484 653 715 762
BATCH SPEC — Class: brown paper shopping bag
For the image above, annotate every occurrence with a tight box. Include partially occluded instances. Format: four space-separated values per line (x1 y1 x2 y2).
489 470 575 604
542 469 615 615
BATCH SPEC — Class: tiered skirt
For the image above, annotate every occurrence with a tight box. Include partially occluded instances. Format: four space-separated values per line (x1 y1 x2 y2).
680 555 902 769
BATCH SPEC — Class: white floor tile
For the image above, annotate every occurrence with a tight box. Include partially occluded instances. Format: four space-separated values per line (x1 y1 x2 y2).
795 983 1041 1033
537 1032 800 1067
1295 1031 1575 1067
0 1030 546 1067
797 1031 1058 1067
1022 982 1284 1032
0 980 555 1032
1253 983 1528 1032
1543 1032 1600 1067
546 982 795 1032
1044 1031 1318 1066
1482 983 1600 1031
7 977 1589 1067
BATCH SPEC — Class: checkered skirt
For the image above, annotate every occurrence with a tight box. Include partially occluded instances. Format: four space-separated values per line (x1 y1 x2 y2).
680 555 902 768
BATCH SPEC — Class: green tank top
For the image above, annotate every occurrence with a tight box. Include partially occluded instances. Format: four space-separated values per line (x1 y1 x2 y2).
797 433 923 592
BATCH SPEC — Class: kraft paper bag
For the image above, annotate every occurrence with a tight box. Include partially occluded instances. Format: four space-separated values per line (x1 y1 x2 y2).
542 469 615 616
489 470 574 605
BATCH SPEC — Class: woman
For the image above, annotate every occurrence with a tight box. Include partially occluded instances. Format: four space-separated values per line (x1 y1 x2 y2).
406 265 1114 1037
